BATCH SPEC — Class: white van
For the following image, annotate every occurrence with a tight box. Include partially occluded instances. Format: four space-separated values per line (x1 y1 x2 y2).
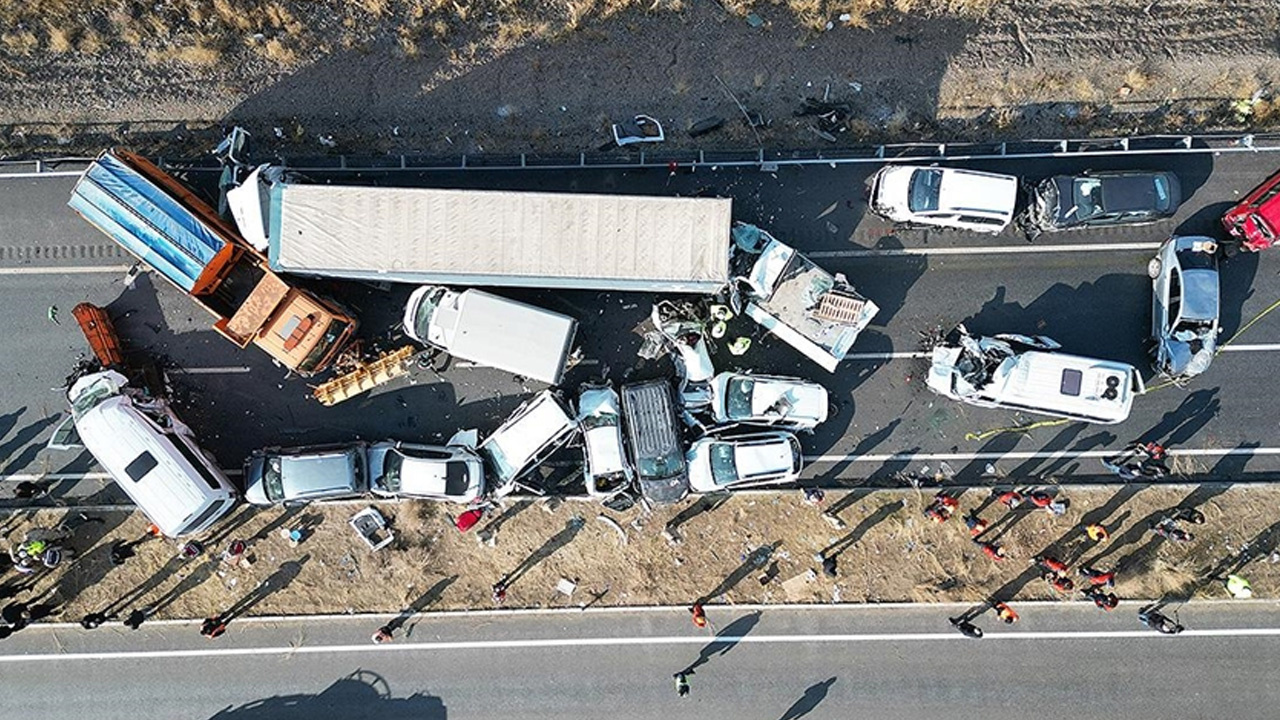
49 371 237 537
402 286 578 385
927 326 1142 425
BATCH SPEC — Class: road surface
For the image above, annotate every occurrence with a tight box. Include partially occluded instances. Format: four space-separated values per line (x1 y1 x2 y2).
1 147 1279 505
0 603 1277 719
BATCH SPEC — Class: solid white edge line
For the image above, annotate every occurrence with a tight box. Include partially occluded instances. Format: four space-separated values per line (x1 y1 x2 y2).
1220 344 1280 352
0 171 85 179
806 447 1280 463
168 367 253 375
5 628 1280 663
809 242 1162 257
0 265 131 275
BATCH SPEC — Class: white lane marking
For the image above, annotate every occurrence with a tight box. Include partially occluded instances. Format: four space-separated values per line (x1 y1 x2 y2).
0 171 85 179
168 366 253 375
4 468 243 482
1220 344 1280 352
846 346 1280 361
844 351 929 360
809 242 1161 258
4 628 1278 662
0 265 131 275
806 447 1280 463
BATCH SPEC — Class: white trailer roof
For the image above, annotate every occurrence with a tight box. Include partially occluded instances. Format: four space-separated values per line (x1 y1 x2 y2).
268 183 733 292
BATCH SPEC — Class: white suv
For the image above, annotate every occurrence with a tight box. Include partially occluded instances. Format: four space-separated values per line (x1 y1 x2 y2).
869 165 1019 233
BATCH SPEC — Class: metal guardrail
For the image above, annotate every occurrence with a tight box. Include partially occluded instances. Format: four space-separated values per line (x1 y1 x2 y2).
6 133 1280 177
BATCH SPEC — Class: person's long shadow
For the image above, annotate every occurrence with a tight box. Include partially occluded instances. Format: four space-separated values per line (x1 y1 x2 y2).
681 611 761 675
0 414 63 476
777 677 838 720
698 542 779 603
480 500 533 538
123 557 223 628
385 575 458 636
499 518 583 588
820 501 903 560
220 556 310 623
1159 515 1280 604
666 493 731 537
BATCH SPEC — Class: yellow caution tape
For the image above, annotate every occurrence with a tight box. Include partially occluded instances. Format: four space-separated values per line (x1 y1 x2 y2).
965 417 1071 442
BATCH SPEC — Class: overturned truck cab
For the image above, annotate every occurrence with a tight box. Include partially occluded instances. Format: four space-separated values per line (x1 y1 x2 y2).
731 223 879 372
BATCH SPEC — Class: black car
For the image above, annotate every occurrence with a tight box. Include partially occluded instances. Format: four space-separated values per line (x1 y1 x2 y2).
1022 170 1181 237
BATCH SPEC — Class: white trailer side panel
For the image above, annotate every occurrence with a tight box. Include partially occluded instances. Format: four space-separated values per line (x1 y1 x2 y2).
269 184 732 292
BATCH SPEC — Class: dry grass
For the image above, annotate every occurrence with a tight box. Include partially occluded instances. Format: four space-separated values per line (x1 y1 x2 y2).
7 484 1280 623
0 0 997 66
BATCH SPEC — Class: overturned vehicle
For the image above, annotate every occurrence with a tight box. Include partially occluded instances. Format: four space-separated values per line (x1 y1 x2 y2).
730 223 879 372
927 325 1143 425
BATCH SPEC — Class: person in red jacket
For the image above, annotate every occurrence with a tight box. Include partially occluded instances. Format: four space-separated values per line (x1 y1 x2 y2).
996 490 1024 510
1079 566 1116 588
690 603 707 628
976 540 1006 561
1035 556 1069 575
993 602 1019 624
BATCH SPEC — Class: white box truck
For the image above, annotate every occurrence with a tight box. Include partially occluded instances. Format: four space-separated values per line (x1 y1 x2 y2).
242 174 733 293
402 286 578 385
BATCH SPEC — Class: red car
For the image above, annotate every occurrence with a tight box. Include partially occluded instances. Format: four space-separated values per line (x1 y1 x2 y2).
1222 168 1280 252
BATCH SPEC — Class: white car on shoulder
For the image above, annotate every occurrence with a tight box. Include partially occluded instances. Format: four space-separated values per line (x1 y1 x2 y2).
709 372 829 431
687 431 804 492
869 165 1019 233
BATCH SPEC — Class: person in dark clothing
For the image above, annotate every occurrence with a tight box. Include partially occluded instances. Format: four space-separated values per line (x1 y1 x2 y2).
949 617 984 639
1086 589 1119 611
674 671 691 697
200 616 227 639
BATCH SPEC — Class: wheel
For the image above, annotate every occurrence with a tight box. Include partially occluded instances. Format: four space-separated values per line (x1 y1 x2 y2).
1146 257 1162 279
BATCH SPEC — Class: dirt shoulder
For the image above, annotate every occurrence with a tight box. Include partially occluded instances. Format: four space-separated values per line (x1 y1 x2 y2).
4 483 1277 623
1 1 1278 158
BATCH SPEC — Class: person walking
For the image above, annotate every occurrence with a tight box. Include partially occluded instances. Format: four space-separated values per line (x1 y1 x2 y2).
1079 566 1116 588
993 602 1019 624
690 603 707 629
1043 572 1075 593
976 540 1006 561
996 490 1024 510
1085 524 1110 542
964 511 989 538
1035 556 1070 575
1085 588 1119 611
674 671 691 697
372 625 394 644
1226 574 1253 599
200 616 227 639
949 617 984 639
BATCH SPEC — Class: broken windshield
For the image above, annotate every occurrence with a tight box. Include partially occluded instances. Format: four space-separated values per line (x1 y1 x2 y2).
708 443 738 486
908 169 943 212
70 376 123 419
1072 178 1104 220
725 377 755 419
298 318 351 374
264 457 285 502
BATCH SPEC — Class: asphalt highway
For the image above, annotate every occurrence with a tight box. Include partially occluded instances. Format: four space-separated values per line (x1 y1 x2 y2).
0 604 1278 719
2 148 1279 503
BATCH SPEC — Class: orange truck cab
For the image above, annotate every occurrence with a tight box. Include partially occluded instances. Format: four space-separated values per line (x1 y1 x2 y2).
69 149 356 376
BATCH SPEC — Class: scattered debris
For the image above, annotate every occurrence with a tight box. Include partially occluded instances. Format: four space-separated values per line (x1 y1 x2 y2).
597 515 628 546
349 508 394 552
555 578 577 597
612 115 664 146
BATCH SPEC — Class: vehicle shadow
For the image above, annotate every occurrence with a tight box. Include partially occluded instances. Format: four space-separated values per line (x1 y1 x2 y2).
680 610 762 675
206 670 446 720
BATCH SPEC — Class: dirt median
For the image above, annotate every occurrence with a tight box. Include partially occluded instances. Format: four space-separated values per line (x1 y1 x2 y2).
3 483 1277 626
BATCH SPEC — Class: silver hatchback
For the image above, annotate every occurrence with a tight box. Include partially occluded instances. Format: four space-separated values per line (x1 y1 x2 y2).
1149 235 1221 381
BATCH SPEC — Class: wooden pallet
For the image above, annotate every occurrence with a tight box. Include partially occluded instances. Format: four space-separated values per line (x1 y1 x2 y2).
811 290 867 325
312 346 416 406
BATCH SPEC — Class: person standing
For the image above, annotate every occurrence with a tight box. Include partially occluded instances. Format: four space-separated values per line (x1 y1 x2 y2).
372 625 394 643
690 603 707 629
674 671 691 697
993 602 1019 624
949 617 984 639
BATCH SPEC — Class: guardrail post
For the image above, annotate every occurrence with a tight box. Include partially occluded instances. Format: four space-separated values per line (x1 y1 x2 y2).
1058 140 1068 153
521 154 526 168
461 155 468 168
937 143 945 156
399 155 406 169
875 146 885 159
999 142 1007 155
1180 136 1192 149
339 155 347 169
1118 138 1129 151
579 152 585 167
